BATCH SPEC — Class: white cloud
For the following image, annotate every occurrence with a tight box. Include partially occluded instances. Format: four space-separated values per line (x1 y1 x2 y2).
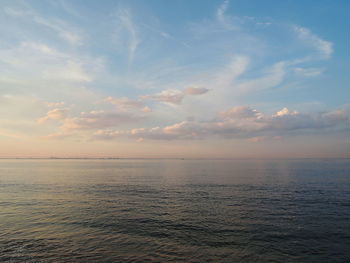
3 7 30 17
34 16 82 46
0 41 105 109
217 0 229 25
273 107 298 117
0 41 97 84
114 8 139 65
4 6 83 46
293 25 333 59
216 0 239 30
216 56 250 87
236 61 286 94
294 67 323 77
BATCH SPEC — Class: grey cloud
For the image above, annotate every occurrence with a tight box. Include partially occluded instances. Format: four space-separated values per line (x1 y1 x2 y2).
92 107 350 141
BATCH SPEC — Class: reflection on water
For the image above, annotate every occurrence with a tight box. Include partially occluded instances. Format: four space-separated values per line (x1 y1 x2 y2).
0 159 350 262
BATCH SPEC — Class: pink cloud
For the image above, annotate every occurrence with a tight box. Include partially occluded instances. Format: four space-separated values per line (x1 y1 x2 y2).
37 108 69 123
184 86 209 95
141 89 185 105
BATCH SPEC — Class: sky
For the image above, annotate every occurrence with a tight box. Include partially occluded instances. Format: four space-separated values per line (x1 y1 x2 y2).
0 0 349 158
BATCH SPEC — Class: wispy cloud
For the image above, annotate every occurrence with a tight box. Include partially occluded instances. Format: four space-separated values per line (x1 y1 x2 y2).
0 129 22 139
0 41 93 83
216 0 229 25
293 25 333 59
114 8 139 65
216 0 239 30
294 67 324 77
235 61 286 94
4 6 83 46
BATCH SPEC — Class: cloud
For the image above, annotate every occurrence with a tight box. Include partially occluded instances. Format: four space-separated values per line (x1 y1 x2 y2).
142 106 152 113
92 129 124 140
0 1 343 153
0 129 22 139
130 121 204 140
216 0 229 25
141 89 185 105
38 108 146 140
293 25 333 59
0 41 98 86
61 110 142 131
34 17 82 46
47 101 65 108
219 106 263 119
114 8 139 65
273 107 298 117
3 7 30 17
4 6 83 46
247 136 282 143
42 60 92 83
184 86 209 95
216 56 250 87
216 0 239 30
236 61 286 94
294 67 323 77
141 87 209 105
90 106 350 141
0 40 105 111
41 132 77 140
105 96 150 112
37 108 69 123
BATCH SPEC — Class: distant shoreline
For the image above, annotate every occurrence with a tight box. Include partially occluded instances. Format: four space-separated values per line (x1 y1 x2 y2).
0 157 349 160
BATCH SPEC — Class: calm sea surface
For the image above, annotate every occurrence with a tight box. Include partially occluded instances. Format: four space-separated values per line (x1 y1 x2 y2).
0 159 350 262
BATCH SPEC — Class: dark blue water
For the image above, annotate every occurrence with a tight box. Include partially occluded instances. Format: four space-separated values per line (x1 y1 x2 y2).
0 159 350 262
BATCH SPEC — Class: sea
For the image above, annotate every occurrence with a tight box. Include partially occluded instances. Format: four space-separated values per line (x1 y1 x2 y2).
0 159 349 262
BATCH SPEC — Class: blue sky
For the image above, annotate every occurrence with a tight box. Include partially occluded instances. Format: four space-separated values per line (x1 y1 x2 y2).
0 0 349 158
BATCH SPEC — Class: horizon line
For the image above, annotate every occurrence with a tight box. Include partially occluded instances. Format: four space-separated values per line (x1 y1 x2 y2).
0 157 349 160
